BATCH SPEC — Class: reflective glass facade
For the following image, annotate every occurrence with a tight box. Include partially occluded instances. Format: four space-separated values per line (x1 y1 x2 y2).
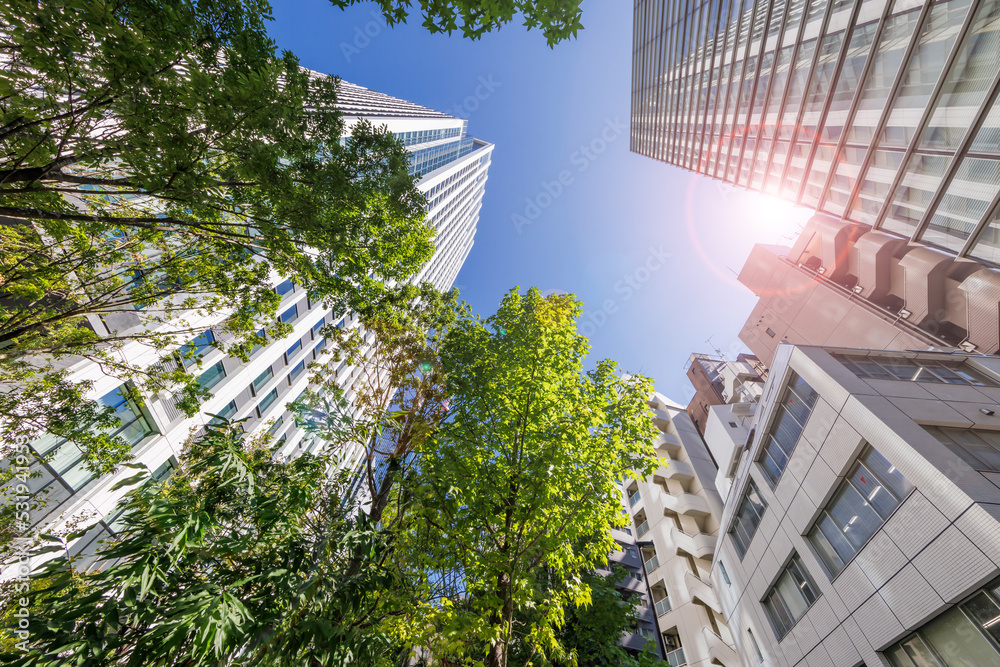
632 0 1000 262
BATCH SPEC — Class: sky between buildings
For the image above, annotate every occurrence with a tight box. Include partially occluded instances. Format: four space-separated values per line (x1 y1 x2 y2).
268 0 813 402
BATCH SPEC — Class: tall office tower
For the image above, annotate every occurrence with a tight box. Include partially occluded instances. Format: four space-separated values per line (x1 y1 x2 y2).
623 394 740 667
633 0 1000 364
710 343 1000 667
12 82 494 573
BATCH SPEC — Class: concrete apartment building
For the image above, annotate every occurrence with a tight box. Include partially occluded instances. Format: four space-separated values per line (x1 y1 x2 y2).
606 509 664 660
710 343 1000 667
624 393 741 666
12 81 494 574
686 353 767 436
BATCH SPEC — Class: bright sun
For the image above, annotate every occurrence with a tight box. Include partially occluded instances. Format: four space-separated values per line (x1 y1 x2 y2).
747 191 808 242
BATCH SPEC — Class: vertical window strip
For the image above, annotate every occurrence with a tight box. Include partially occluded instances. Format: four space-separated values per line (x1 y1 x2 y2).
808 445 913 576
763 555 820 638
759 372 818 485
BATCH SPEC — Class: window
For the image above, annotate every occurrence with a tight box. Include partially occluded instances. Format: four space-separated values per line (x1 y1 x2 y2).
279 304 299 324
178 330 216 367
834 354 996 386
312 317 325 338
256 388 278 417
925 426 1000 472
38 385 155 491
286 339 302 362
197 361 227 391
251 367 273 395
719 561 731 586
808 446 913 577
209 400 238 425
312 339 327 358
152 456 178 481
267 416 284 436
748 629 764 664
885 579 1000 666
763 555 820 639
759 373 819 485
729 479 768 558
289 360 306 383
249 328 266 356
275 279 294 296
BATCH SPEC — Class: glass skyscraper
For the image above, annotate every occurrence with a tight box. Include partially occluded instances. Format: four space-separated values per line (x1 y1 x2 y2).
632 0 1000 259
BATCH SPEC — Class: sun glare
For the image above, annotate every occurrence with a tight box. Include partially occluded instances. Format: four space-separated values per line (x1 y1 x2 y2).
747 191 809 243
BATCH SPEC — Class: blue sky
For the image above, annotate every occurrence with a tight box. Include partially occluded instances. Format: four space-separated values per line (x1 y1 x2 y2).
268 0 811 402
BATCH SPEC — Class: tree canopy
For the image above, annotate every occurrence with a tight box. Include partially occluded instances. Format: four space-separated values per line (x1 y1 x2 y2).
2 288 662 666
2 422 408 667
331 0 585 46
0 0 432 476
400 288 659 667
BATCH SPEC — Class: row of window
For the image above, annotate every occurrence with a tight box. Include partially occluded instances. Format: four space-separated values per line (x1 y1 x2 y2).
758 356 996 488
177 290 341 438
33 385 155 493
833 354 996 386
395 127 461 147
886 579 1000 666
637 0 1000 264
409 137 477 176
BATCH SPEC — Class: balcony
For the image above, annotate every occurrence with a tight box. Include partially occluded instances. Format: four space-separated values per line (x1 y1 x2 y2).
654 597 672 616
684 570 721 614
659 489 710 517
653 431 682 456
669 523 716 560
654 459 694 482
665 647 686 666
622 630 655 652
643 554 660 574
703 627 740 667
617 571 645 594
628 490 641 507
636 519 650 537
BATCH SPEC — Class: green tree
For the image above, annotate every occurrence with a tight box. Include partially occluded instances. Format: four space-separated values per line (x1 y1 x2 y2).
435 566 661 667
331 0 584 46
294 284 461 526
554 567 660 667
401 288 659 667
0 0 433 476
1 422 410 666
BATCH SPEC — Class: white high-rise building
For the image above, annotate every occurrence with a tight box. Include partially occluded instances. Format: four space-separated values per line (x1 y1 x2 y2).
623 394 741 667
11 81 494 571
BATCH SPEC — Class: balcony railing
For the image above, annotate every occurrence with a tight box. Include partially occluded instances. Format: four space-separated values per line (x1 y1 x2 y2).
654 597 671 616
643 555 660 573
636 520 650 536
665 647 686 666
628 491 641 506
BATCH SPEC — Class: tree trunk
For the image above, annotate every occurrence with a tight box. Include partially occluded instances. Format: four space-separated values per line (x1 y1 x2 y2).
486 571 513 667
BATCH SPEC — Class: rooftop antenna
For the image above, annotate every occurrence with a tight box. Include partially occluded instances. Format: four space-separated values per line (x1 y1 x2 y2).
706 336 726 360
